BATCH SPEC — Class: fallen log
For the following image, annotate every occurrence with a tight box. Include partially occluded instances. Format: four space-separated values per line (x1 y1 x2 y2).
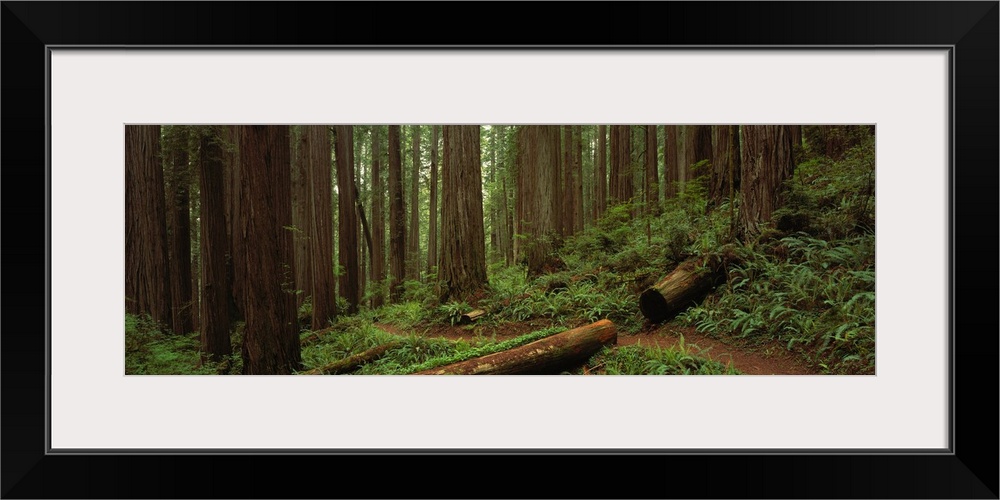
639 255 725 323
459 309 486 325
301 341 402 375
300 326 337 346
414 319 617 375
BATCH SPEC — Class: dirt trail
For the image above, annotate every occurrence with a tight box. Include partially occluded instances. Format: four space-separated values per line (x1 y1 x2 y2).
619 323 819 375
374 319 819 375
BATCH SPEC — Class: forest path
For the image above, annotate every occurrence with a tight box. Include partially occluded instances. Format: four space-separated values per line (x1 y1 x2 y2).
621 323 819 375
374 319 818 375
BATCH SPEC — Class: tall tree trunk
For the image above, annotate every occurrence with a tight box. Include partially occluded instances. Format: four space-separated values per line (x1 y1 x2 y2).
499 126 514 265
516 126 561 277
684 125 713 182
573 125 584 232
710 125 741 206
387 126 406 302
562 126 574 237
489 126 499 258
427 125 439 274
664 125 679 198
166 126 194 335
237 125 300 375
197 126 231 362
125 125 172 330
644 125 660 216
335 126 360 314
356 129 366 304
223 125 243 321
609 125 633 208
595 125 607 219
370 126 386 308
306 125 336 327
439 126 487 301
739 125 794 239
290 126 313 309
407 125 421 280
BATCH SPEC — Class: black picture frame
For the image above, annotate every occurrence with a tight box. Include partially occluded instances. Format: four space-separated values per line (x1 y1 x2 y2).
3 2 996 498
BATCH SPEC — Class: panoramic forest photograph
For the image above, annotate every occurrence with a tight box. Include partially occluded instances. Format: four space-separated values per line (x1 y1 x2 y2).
125 124 875 376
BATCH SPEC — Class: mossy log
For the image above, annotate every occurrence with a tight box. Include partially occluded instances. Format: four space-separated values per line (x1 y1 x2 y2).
301 341 402 375
414 319 617 375
459 309 486 325
639 255 725 323
300 326 337 346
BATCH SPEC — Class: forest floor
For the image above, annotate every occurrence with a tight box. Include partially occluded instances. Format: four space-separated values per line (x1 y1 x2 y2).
373 319 817 375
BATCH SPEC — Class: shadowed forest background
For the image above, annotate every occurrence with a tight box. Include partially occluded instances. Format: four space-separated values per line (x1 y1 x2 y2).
125 124 875 375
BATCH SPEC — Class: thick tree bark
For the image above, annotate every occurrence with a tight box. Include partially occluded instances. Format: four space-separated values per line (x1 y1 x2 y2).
439 125 487 302
595 125 607 219
427 125 439 274
500 126 514 265
516 126 562 277
237 125 300 374
415 319 617 375
609 125 633 208
710 125 741 206
739 125 794 239
489 126 499 258
166 126 194 334
664 125 679 198
290 126 313 310
684 125 713 181
301 341 402 375
639 256 725 323
223 125 244 321
125 125 172 329
370 126 386 307
197 126 231 361
644 125 660 216
335 125 360 314
407 126 421 280
573 125 584 232
306 125 336 326
388 125 406 302
562 125 574 237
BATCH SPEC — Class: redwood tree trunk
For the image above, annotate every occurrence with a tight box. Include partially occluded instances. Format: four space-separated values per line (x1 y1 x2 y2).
335 125 360 314
573 125 584 232
370 126 386 307
237 125 300 374
515 126 561 277
166 126 194 334
739 125 794 239
664 125 679 198
427 125 439 274
710 125 741 205
595 125 607 219
644 125 659 216
290 126 312 310
198 126 231 361
125 125 172 330
408 126 421 280
562 125 574 236
388 125 406 302
684 125 713 181
224 125 244 321
609 125 633 208
439 125 487 301
307 125 336 326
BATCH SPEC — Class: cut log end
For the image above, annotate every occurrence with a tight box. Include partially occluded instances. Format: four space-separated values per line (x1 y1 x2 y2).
459 309 486 325
639 288 671 323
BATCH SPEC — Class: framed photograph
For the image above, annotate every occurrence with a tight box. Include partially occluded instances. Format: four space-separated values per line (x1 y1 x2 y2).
4 2 996 498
